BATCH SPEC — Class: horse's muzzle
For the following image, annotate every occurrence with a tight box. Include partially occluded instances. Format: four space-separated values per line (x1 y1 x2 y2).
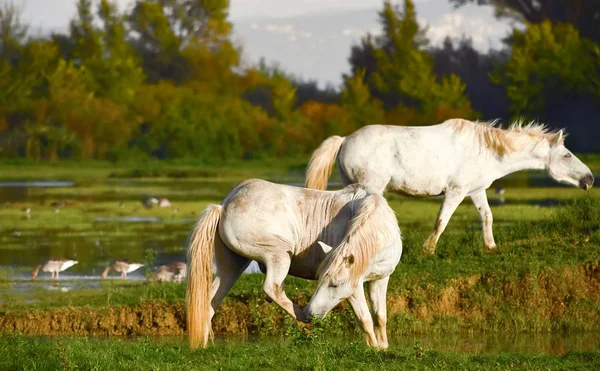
579 174 595 191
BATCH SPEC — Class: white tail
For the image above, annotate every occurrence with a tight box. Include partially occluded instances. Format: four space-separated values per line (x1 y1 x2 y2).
187 204 223 349
305 135 345 190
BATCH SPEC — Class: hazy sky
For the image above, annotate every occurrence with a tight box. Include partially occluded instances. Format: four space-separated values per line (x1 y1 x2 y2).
16 0 484 30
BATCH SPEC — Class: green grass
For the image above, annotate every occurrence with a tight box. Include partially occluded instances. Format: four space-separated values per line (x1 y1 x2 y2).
1 334 599 370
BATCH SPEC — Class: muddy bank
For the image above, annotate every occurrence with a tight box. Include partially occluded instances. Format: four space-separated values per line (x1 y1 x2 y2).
2 263 600 337
0 303 187 336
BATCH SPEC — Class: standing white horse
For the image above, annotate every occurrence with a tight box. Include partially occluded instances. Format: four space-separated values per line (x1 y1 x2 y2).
187 179 402 349
305 119 594 254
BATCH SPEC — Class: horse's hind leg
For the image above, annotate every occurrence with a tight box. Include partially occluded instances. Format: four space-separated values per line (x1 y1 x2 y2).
262 253 306 322
367 276 390 349
348 281 378 348
423 191 465 255
210 235 251 320
470 191 496 250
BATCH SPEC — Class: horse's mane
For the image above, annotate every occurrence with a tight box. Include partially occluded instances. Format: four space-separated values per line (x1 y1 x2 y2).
318 193 400 283
448 119 565 157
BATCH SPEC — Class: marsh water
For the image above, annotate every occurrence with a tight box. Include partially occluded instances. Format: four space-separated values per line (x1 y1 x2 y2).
0 170 596 281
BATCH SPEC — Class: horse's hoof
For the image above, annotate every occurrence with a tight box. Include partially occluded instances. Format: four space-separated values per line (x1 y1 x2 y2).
486 244 497 250
423 246 436 256
297 321 312 328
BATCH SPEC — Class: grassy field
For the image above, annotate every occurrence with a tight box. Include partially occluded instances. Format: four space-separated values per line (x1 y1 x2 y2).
1 159 600 369
2 334 600 371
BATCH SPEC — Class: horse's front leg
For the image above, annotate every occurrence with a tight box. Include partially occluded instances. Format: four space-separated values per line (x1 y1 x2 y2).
470 190 496 250
367 276 390 349
262 253 306 322
348 281 378 348
423 190 465 255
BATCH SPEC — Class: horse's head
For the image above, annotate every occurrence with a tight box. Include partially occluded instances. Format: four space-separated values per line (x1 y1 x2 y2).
304 242 359 321
543 130 594 190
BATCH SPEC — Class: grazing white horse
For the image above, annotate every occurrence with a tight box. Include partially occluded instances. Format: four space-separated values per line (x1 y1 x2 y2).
305 119 594 254
187 179 402 349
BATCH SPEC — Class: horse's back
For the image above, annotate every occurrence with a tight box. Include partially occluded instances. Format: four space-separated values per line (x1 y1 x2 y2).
337 125 456 195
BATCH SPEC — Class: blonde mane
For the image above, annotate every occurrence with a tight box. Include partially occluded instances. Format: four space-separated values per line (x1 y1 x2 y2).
449 119 565 157
318 193 399 283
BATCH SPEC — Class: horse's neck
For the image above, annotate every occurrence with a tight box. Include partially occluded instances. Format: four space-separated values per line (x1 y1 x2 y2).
298 194 345 244
494 145 547 178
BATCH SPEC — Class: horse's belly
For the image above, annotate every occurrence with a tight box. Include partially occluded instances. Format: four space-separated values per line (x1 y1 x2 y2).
288 262 318 280
388 178 445 197
287 246 328 280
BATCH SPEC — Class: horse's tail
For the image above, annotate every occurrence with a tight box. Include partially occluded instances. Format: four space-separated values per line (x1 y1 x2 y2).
305 135 345 190
187 204 223 350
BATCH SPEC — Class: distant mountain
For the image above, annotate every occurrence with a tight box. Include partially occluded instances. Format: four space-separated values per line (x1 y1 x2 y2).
232 4 511 87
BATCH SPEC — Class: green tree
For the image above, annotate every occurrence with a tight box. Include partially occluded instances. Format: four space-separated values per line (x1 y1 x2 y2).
340 69 385 129
355 0 473 119
497 21 600 117
0 2 27 63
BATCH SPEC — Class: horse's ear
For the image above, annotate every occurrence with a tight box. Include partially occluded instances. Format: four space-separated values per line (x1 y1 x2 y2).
317 241 333 254
554 130 565 144
345 254 355 267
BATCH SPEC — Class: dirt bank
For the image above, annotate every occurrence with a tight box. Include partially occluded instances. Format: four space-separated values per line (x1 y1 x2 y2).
2 263 600 337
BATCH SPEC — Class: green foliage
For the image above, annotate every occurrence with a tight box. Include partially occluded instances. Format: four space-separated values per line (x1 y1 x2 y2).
0 0 597 161
345 0 476 126
341 69 385 128
498 21 600 117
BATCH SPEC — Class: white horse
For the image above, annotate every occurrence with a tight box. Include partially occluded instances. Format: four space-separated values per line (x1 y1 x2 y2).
305 119 594 254
186 179 402 349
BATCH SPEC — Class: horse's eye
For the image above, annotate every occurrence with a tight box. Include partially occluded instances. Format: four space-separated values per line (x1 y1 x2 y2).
565 153 572 158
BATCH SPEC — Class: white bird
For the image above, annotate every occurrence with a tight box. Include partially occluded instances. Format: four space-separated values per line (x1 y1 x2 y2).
148 262 187 283
31 259 78 280
101 260 144 280
158 198 172 208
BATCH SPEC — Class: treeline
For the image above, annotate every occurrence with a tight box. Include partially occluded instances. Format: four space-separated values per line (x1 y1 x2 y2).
0 0 598 161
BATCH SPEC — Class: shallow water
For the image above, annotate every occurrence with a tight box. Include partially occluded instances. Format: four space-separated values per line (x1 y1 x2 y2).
0 170 594 298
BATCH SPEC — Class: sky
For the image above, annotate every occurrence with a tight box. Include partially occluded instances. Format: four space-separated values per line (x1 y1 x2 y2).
14 0 512 87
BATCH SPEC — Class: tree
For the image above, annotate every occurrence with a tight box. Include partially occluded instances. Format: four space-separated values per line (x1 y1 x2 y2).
449 0 600 44
341 69 385 128
497 21 600 152
349 0 473 118
430 37 510 120
69 0 102 64
128 1 184 82
0 2 27 64
95 0 145 103
497 21 600 117
128 0 235 83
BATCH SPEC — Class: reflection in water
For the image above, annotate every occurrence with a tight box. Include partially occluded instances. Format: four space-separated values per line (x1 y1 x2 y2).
390 332 600 355
94 216 163 223
0 181 74 188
